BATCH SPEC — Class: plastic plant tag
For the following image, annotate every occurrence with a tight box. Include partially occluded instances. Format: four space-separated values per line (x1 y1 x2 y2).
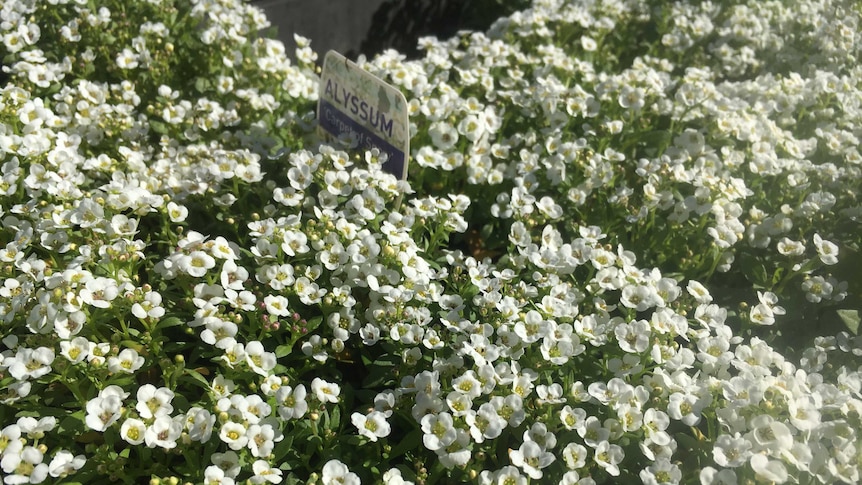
318 50 410 180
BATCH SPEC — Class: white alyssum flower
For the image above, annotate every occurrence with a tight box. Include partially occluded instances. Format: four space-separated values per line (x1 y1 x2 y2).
120 418 147 445
352 410 391 442
107 348 145 374
136 384 175 419
144 416 183 449
310 378 340 403
250 460 283 484
509 440 555 479
321 459 360 485
84 386 128 432
219 421 249 451
47 451 86 479
593 440 624 476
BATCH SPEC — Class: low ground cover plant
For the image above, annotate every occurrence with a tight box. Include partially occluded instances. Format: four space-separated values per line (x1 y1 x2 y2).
1 0 861 484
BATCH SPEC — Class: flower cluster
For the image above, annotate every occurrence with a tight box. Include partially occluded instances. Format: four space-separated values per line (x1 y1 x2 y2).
1 0 861 483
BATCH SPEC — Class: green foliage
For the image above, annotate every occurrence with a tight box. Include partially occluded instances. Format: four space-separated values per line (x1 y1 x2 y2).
1 0 861 484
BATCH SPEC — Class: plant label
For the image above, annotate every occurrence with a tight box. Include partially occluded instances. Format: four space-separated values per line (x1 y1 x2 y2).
318 50 410 180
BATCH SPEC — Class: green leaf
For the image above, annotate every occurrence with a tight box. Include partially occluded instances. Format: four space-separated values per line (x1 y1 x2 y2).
362 356 398 388
58 411 85 435
305 434 324 456
627 129 673 152
676 432 704 452
276 344 293 358
837 309 860 335
273 434 295 462
149 120 168 135
327 406 341 430
771 267 784 286
179 368 211 389
157 316 184 330
305 316 323 333
194 77 210 93
119 340 145 353
751 264 768 288
387 428 421 460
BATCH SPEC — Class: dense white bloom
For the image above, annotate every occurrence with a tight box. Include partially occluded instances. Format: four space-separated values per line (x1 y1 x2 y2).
667 391 711 426
204 465 235 485
421 412 457 451
352 410 391 442
136 384 174 419
311 378 340 403
639 459 682 485
593 440 624 476
321 459 360 485
776 237 805 256
747 415 793 454
247 423 282 457
277 385 308 419
210 451 241 479
1 443 49 484
712 433 751 467
508 440 554 479
250 460 283 484
561 442 588 470
699 467 737 485
750 454 788 484
686 280 712 303
813 233 839 265
132 290 165 320
7 347 54 380
382 468 414 485
3 1 862 484
749 291 785 326
120 418 147 445
186 407 216 442
85 389 125 432
107 348 145 374
144 416 182 449
14 417 54 441
465 403 506 443
47 451 86 478
245 341 276 376
219 422 249 451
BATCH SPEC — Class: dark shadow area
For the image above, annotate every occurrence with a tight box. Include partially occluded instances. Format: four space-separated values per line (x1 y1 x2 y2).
351 0 529 60
250 0 529 63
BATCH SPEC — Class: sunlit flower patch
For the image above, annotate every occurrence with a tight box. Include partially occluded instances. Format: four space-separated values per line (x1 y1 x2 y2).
1 0 861 484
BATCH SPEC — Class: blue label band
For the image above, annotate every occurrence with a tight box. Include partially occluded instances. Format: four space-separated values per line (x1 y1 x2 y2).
319 99 406 180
